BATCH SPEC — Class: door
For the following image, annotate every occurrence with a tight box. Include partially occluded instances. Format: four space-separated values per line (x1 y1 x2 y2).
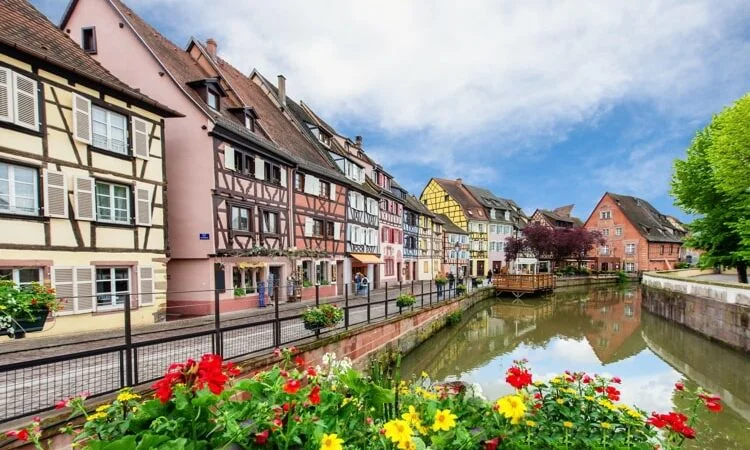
269 266 281 302
601 262 609 272
492 261 502 273
477 261 485 276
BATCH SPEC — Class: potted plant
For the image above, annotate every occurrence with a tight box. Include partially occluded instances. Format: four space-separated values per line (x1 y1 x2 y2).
302 304 344 330
0 280 62 339
233 287 246 297
396 293 416 311
456 284 467 295
434 273 448 286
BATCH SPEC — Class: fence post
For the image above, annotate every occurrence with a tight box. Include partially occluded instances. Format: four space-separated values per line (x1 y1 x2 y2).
124 294 133 387
384 282 389 318
274 291 280 347
344 283 349 329
420 280 424 307
429 280 433 305
315 284 320 307
367 283 371 324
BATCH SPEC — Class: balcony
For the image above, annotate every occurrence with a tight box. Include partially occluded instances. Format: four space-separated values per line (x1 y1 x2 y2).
348 207 378 227
346 242 379 254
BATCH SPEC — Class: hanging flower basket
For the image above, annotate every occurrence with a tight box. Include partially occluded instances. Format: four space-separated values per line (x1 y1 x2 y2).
435 274 448 286
0 280 62 339
302 304 343 330
396 293 416 309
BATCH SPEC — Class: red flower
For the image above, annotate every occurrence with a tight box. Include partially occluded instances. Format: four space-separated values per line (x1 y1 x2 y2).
308 385 321 405
680 426 696 439
283 379 302 394
294 356 306 367
534 393 542 400
647 412 695 439
705 400 722 412
273 348 282 357
582 375 592 384
255 429 270 445
55 398 68 409
699 393 721 402
306 366 317 377
485 437 501 450
611 376 621 384
6 429 29 441
606 386 621 401
505 366 533 390
674 382 684 391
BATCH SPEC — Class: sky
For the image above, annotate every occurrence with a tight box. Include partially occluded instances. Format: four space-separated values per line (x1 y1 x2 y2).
35 0 750 221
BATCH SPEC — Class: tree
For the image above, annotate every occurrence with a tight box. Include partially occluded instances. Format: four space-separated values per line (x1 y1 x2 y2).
671 94 750 283
522 223 555 261
568 228 605 268
504 225 603 271
504 236 526 265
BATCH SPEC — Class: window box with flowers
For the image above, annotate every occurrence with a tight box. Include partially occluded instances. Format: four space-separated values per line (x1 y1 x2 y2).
302 303 343 330
396 293 416 311
0 280 63 338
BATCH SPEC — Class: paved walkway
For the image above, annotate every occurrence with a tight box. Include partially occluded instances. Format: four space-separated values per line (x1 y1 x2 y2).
690 271 743 285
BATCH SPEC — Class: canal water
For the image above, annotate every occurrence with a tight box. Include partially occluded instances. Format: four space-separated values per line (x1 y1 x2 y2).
401 285 750 449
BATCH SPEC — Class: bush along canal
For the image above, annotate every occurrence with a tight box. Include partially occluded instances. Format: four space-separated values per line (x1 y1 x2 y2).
401 285 750 450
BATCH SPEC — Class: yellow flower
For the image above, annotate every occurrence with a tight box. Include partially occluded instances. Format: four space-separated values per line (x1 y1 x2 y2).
584 395 595 401
563 421 574 429
556 398 564 405
342 397 352 406
432 409 457 432
397 439 416 450
421 371 429 378
116 391 141 402
600 422 612 429
320 433 344 450
526 420 536 427
563 388 577 395
597 399 617 411
383 419 413 445
95 404 111 412
626 409 642 419
86 412 107 422
402 405 421 425
496 394 527 425
0 305 6 310
533 380 545 387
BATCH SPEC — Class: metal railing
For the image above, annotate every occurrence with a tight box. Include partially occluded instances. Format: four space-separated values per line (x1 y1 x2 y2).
0 279 474 423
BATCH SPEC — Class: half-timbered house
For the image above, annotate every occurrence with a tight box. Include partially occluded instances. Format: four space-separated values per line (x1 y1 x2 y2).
371 168 405 285
0 0 181 335
63 0 297 314
402 195 421 281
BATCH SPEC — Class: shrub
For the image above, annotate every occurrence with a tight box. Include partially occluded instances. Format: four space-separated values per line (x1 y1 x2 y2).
434 274 448 286
6 353 720 449
675 262 691 269
455 284 467 295
396 293 416 308
233 287 246 297
319 279 331 286
446 310 462 325
616 270 629 284
302 303 344 330
302 280 313 288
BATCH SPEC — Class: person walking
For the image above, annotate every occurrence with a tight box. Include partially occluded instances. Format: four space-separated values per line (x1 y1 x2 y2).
360 274 369 295
354 272 362 296
487 269 493 286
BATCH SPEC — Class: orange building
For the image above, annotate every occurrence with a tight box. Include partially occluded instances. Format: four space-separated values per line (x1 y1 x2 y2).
583 193 685 272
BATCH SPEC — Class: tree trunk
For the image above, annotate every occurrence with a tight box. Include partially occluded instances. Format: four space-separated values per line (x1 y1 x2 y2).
738 262 748 284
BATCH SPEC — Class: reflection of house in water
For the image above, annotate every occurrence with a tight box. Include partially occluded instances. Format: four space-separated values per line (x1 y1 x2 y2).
583 288 645 364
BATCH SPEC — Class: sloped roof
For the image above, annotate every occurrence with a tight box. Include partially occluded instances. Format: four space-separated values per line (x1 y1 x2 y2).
537 205 583 227
464 184 511 210
404 195 434 217
433 178 485 218
608 193 684 243
435 213 468 234
1 0 179 117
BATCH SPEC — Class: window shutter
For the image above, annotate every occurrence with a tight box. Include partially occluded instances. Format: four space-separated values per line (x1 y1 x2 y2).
74 176 96 221
304 217 313 237
280 167 287 187
0 67 12 123
134 183 152 226
139 266 155 306
12 72 37 130
52 267 75 314
132 117 150 159
357 193 365 210
329 183 336 201
333 222 341 240
75 266 95 313
72 93 92 144
349 191 356 208
224 145 235 171
44 169 68 218
254 157 265 180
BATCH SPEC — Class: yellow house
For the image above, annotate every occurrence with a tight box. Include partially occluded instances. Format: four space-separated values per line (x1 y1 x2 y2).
0 0 181 337
420 178 489 277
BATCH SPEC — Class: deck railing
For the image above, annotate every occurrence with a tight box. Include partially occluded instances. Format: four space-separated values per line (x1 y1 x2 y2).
492 274 555 292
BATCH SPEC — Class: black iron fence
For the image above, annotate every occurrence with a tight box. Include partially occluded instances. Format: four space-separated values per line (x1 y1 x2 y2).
0 279 473 424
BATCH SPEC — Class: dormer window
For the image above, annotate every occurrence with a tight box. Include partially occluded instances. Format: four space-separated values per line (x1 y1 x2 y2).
187 78 227 112
244 114 254 131
230 107 258 132
207 91 219 110
319 131 331 147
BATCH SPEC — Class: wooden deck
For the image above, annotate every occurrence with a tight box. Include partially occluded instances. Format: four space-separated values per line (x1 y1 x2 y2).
492 274 555 297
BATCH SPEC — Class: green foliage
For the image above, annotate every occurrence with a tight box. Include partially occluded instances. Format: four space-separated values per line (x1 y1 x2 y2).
615 271 629 284
396 293 416 308
674 262 691 269
446 310 462 326
0 280 62 331
455 284 467 295
434 274 448 286
302 303 344 329
302 280 313 288
319 279 330 286
233 287 245 297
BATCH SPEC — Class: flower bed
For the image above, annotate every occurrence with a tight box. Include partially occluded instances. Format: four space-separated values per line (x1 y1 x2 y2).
6 353 721 449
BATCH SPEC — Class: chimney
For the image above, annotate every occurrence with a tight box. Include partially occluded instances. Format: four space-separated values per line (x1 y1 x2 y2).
456 178 463 183
355 135 363 147
206 38 217 60
277 75 287 109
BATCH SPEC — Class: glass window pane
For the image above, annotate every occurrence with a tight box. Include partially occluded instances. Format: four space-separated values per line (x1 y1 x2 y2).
0 269 12 281
18 268 40 285
114 268 129 279
115 280 128 292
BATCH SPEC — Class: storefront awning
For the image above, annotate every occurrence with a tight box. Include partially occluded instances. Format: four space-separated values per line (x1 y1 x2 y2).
350 253 383 264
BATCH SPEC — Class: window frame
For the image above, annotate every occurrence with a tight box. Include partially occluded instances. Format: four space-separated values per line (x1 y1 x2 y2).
81 27 97 54
312 218 324 237
91 104 128 156
95 266 130 310
0 161 39 216
262 210 279 235
294 173 305 192
230 205 251 232
264 162 282 186
319 181 330 198
625 243 636 255
207 89 220 111
0 267 43 287
325 221 335 238
95 180 131 225
615 227 622 236
600 211 612 220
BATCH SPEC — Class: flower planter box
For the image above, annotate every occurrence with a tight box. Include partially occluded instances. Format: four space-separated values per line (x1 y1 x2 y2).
3 307 49 339
303 322 333 331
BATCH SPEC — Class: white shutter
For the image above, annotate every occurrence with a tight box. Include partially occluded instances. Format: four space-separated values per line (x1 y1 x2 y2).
329 183 336 201
358 194 365 211
44 169 68 218
0 67 12 122
333 222 341 240
224 145 235 171
280 167 287 187
74 176 96 221
134 183 152 226
132 117 150 159
304 175 318 195
255 157 265 180
349 191 356 208
72 93 91 144
304 217 313 237
52 267 74 314
12 72 37 130
139 266 155 306
75 266 95 313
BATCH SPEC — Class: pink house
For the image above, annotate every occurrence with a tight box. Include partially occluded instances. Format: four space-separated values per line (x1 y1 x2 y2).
62 0 298 315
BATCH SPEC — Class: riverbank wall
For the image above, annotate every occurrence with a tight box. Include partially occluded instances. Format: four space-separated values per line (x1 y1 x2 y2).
641 272 750 352
555 274 639 288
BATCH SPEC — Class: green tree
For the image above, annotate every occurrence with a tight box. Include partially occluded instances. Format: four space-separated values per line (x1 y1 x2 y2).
671 94 750 283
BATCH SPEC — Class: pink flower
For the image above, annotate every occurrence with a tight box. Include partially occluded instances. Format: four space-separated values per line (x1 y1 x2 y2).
674 382 684 391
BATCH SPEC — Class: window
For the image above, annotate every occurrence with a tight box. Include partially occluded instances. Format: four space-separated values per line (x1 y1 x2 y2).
625 262 635 272
264 162 282 185
96 267 129 308
231 206 250 231
444 195 449 202
385 259 394 276
423 261 429 273
81 27 97 53
244 114 255 131
504 211 510 220
669 245 673 255
660 245 665 255
95 181 130 224
313 218 324 236
0 67 39 130
319 181 330 198
294 173 305 192
625 243 636 255
326 221 335 238
600 245 609 255
262 211 278 234
207 90 219 110
92 105 127 155
602 228 609 236
318 132 331 147
0 267 42 287
600 211 612 220
233 152 254 178
0 162 38 215
615 227 622 236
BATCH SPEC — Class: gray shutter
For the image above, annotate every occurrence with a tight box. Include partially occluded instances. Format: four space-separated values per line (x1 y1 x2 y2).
132 116 150 159
75 266 95 313
44 169 68 218
304 217 313 237
224 145 235 171
0 67 11 123
12 72 37 130
74 176 96 221
72 93 91 144
139 266 155 306
254 157 265 180
333 222 341 240
329 182 336 201
134 183 152 226
52 267 74 314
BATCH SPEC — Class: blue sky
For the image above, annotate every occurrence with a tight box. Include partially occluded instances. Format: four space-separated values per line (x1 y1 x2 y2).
36 1 750 221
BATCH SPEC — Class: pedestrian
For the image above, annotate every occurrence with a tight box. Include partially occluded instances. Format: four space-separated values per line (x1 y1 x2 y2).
361 275 369 294
354 272 362 295
487 269 493 286
448 272 455 290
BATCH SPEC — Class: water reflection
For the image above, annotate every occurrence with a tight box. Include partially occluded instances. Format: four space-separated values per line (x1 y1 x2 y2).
401 285 750 449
